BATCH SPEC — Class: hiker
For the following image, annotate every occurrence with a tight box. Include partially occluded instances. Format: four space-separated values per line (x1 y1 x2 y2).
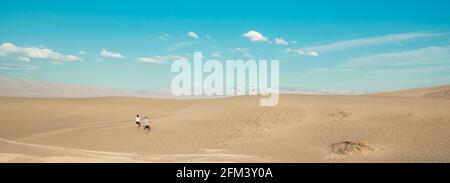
135 114 141 129
143 117 151 133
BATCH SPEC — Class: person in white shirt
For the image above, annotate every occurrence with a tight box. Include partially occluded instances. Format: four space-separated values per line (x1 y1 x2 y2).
143 117 151 133
135 114 141 129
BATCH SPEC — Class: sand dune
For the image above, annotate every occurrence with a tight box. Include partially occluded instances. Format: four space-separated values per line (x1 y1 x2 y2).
1 86 450 162
372 85 450 100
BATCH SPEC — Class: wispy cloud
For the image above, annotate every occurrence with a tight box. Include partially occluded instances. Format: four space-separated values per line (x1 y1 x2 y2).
49 61 65 65
340 45 450 68
0 63 38 72
286 48 318 56
94 57 104 63
159 34 171 41
17 56 31 62
298 50 319 57
187 31 199 39
137 55 188 64
309 46 450 78
167 42 197 51
243 31 268 42
211 51 221 58
233 48 254 58
275 38 289 45
100 49 124 59
303 45 450 90
0 42 83 62
288 32 447 56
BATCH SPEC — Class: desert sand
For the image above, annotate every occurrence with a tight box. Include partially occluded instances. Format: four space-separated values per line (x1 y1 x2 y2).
1 86 450 162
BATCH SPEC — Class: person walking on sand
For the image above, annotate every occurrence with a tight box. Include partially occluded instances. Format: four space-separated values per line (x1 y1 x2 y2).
135 114 141 129
143 117 151 133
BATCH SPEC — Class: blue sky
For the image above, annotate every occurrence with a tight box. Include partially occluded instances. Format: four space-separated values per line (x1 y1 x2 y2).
1 0 450 93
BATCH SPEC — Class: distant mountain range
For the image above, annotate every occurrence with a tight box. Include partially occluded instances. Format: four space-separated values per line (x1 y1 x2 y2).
0 76 364 98
1 76 448 99
0 76 140 98
0 76 212 98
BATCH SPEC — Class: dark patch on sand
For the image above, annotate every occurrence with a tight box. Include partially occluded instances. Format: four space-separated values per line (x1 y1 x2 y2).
331 141 374 155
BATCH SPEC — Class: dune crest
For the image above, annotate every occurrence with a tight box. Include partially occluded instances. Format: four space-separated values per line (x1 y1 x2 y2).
372 85 450 100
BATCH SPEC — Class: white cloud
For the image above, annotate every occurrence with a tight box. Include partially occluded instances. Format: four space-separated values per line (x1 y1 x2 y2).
100 49 124 59
159 34 171 41
288 32 446 56
94 57 104 63
77 51 87 55
235 48 249 53
61 55 83 62
305 46 450 78
340 45 450 68
290 40 298 44
0 42 83 62
275 38 289 45
0 43 20 54
286 48 318 56
24 47 56 58
298 50 319 57
243 31 268 42
167 42 197 51
187 32 199 39
0 64 38 72
234 48 254 58
137 55 188 64
49 61 64 65
17 56 31 62
302 46 450 92
211 51 221 58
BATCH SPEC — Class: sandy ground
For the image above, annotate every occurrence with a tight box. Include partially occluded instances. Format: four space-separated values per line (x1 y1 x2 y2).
1 87 450 162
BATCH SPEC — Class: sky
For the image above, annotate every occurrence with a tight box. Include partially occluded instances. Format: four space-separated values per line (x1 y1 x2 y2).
1 0 450 93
